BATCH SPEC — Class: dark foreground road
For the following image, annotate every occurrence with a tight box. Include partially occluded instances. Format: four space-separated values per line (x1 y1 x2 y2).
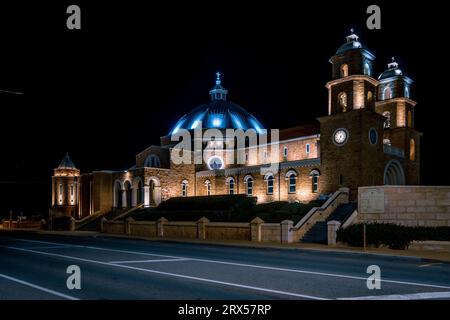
1 231 450 300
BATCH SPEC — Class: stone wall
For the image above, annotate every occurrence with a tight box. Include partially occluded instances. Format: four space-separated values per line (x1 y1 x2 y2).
357 186 450 227
102 217 289 243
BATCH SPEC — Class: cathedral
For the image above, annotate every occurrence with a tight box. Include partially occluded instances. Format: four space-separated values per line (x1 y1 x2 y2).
50 30 421 220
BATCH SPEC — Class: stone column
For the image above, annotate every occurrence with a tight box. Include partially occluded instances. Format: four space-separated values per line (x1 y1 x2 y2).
143 186 150 207
157 217 167 237
250 217 264 242
197 217 209 240
125 217 134 235
69 217 76 231
122 190 127 208
281 220 293 243
327 220 341 245
100 217 107 233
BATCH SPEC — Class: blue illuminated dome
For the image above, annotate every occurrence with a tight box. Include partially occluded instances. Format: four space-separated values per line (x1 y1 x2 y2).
170 73 264 134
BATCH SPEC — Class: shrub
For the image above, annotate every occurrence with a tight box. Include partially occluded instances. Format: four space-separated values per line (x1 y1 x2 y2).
337 223 450 250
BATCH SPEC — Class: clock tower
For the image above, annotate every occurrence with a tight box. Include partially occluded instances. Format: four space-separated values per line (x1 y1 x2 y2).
319 30 386 198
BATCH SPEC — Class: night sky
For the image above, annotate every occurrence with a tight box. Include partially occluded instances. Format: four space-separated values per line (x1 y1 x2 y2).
1 1 448 216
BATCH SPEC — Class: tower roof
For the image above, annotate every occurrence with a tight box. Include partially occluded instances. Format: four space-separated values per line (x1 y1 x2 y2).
378 57 405 80
336 29 369 55
58 152 77 169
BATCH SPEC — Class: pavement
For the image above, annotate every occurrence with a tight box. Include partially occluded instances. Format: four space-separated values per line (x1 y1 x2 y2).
1 230 450 300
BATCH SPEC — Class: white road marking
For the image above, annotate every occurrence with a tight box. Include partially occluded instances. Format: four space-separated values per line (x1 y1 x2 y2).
0 273 79 300
109 258 190 264
339 291 450 300
419 262 443 268
2 245 327 300
27 245 77 250
6 237 450 291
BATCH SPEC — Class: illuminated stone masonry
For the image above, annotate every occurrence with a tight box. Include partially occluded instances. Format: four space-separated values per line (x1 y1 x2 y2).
50 30 422 219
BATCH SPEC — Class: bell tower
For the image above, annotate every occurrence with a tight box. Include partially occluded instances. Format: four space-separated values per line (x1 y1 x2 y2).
376 58 422 184
319 30 385 198
51 153 80 219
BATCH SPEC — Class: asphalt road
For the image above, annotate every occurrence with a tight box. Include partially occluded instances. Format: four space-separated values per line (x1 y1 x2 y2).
1 231 450 300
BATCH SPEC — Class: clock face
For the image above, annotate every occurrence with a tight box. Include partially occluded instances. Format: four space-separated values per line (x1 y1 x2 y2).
333 128 348 145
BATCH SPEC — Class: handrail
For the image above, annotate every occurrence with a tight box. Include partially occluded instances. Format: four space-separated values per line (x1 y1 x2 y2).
112 203 145 221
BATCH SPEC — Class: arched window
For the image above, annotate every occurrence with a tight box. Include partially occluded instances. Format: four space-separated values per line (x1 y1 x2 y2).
286 170 297 194
367 91 373 103
144 154 160 168
340 64 348 78
383 111 391 129
227 177 235 195
405 86 410 98
306 144 310 154
338 92 347 112
124 181 132 208
205 180 211 196
113 180 122 208
410 139 415 161
265 174 274 195
181 180 188 197
59 184 63 204
383 86 392 100
310 170 320 193
283 147 288 159
244 175 253 196
364 62 371 76
407 110 412 128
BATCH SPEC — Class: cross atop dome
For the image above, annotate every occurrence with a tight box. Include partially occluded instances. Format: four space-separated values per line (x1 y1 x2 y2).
388 57 399 69
209 71 228 101
346 28 359 43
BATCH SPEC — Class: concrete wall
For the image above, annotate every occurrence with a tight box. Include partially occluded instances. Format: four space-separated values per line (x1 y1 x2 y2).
102 217 287 243
357 186 450 227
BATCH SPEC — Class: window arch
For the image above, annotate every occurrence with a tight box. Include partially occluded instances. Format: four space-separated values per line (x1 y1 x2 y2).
338 92 347 112
285 170 297 194
340 64 348 78
144 154 161 168
364 62 371 76
367 91 373 103
310 169 320 193
410 139 415 161
244 175 253 196
181 180 188 197
265 174 274 195
382 111 391 129
407 110 412 128
383 86 392 100
205 180 211 196
124 180 132 208
226 177 235 195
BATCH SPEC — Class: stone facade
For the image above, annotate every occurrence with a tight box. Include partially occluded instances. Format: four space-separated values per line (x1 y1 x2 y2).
50 30 423 220
357 186 450 227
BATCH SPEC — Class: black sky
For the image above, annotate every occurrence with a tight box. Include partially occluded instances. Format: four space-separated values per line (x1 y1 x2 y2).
0 1 448 215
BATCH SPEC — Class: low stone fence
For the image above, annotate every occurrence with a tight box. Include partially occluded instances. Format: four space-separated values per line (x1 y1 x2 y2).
358 186 450 227
1 220 45 229
101 217 293 243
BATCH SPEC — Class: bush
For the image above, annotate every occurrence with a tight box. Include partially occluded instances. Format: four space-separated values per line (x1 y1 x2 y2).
337 223 450 250
132 198 324 224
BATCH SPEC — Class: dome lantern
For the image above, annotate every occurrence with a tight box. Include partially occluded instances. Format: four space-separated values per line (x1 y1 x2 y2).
209 72 228 101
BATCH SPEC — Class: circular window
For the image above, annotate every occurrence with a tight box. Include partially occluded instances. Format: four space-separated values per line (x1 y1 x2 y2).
207 156 224 170
333 128 349 146
369 128 378 145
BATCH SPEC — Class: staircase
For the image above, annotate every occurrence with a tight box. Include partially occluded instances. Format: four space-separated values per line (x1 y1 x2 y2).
301 202 357 244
